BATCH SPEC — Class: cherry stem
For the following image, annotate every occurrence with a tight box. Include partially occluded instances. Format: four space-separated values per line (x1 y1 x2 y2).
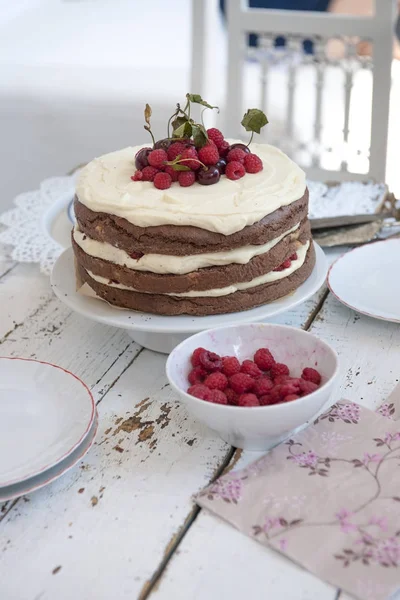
200 107 208 128
167 157 206 170
144 126 156 147
247 131 254 147
167 110 179 138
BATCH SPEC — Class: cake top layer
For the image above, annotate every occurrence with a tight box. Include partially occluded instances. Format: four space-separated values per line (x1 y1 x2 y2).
76 142 306 236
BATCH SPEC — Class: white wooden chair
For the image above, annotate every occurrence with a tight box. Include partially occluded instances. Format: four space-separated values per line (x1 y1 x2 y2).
191 0 396 183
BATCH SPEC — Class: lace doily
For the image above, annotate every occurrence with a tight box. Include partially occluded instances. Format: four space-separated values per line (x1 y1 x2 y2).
0 175 76 275
0 175 388 276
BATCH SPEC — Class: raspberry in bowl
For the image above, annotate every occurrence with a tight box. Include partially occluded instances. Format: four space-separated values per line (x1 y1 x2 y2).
166 323 339 451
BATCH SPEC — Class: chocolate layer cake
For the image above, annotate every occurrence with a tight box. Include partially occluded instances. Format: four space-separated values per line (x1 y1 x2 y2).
73 143 315 316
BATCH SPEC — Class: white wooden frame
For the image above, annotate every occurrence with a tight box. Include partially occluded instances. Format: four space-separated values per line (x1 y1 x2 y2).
191 0 395 182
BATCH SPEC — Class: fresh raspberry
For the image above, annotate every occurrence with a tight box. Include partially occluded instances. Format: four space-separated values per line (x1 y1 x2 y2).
204 372 228 390
229 373 255 394
254 348 276 371
253 376 274 397
282 394 300 402
302 367 322 385
279 383 300 398
208 389 228 405
148 149 168 169
129 251 144 260
188 366 207 385
180 147 201 170
167 142 186 162
178 171 196 187
198 143 219 166
240 359 262 378
267 385 283 404
271 363 290 380
191 347 207 367
187 384 211 400
207 128 225 148
298 379 319 396
237 393 259 407
289 252 298 261
141 166 159 182
225 161 246 181
131 170 143 181
259 393 279 406
222 356 241 377
273 375 291 385
225 388 239 405
218 140 230 158
154 172 172 190
273 258 292 272
285 377 303 390
199 350 222 372
227 148 246 163
244 153 263 174
164 165 179 182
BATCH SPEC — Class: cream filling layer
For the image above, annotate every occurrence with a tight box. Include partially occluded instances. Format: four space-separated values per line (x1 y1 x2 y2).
73 223 300 275
75 142 306 235
85 241 310 298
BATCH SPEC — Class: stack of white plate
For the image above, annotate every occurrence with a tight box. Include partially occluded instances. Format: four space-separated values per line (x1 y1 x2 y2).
0 357 97 502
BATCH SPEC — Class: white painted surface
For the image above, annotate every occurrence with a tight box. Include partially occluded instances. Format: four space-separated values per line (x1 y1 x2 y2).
0 232 398 599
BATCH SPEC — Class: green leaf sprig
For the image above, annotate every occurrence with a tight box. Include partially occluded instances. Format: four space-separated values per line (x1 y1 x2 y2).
168 93 218 148
241 108 269 146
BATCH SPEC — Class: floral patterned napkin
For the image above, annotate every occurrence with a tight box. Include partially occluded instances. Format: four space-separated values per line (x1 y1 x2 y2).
197 400 400 600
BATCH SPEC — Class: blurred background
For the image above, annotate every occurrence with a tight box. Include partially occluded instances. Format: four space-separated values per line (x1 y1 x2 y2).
0 0 399 211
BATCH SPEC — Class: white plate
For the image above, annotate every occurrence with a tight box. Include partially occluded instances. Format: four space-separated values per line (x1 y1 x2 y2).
0 412 98 502
51 244 328 353
328 239 400 323
0 358 95 487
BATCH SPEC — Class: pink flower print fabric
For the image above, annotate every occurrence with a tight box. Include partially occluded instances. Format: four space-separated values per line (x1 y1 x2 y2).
197 401 400 600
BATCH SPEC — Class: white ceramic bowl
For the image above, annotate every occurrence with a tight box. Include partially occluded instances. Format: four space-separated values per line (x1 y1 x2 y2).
166 323 339 451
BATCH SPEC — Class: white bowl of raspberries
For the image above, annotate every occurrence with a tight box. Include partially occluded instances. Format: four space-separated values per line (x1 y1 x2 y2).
166 323 339 451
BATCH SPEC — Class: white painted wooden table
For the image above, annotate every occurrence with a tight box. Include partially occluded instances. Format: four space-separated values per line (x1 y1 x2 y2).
0 244 399 600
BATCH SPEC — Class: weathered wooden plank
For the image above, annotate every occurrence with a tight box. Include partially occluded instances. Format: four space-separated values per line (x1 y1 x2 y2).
309 293 400 410
0 264 52 341
0 253 16 280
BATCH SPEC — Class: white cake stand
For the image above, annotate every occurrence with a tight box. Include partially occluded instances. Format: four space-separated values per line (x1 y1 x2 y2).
51 245 328 353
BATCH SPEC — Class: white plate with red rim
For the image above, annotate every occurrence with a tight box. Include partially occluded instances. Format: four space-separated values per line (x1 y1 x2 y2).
0 357 96 487
328 238 400 323
51 244 328 354
0 411 98 502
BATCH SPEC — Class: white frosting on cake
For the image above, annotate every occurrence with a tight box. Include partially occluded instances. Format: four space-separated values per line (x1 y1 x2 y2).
73 223 300 275
76 142 306 235
85 241 310 298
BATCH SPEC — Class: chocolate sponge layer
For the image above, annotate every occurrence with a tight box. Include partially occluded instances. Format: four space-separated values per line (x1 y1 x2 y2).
77 243 316 316
74 189 309 256
72 220 310 294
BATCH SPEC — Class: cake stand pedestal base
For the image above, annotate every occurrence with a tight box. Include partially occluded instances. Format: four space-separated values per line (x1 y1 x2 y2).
126 330 189 354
